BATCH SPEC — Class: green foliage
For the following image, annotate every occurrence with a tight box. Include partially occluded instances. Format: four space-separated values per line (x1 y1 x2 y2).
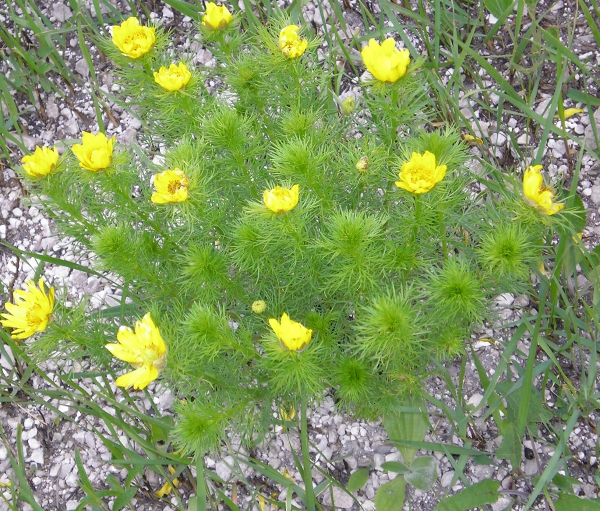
435 479 501 511
17 4 567 457
6 6 590 511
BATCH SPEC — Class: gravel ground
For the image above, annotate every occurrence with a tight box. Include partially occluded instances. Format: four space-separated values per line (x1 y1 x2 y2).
1 0 599 510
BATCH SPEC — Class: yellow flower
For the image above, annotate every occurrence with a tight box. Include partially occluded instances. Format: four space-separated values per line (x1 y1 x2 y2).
278 25 308 59
1 279 55 340
21 146 59 178
72 132 115 171
361 38 410 83
268 313 312 351
156 466 179 498
252 300 267 314
112 17 156 58
154 62 192 91
395 151 447 194
151 168 190 204
105 313 167 390
522 165 564 215
263 184 299 213
202 2 232 29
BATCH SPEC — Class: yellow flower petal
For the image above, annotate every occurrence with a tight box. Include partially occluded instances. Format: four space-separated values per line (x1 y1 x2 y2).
202 2 232 29
395 151 447 194
21 146 59 178
361 38 410 83
263 184 299 213
154 62 192 92
114 364 158 390
112 17 155 58
555 107 585 119
268 313 312 351
72 132 115 171
278 25 308 59
151 168 190 204
522 165 564 215
0 279 54 340
156 466 179 497
107 313 167 389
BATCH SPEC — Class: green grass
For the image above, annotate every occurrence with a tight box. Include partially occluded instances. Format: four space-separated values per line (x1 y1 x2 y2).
1 0 599 509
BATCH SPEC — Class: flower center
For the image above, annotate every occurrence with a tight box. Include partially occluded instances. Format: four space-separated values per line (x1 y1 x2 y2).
408 164 432 181
26 304 47 329
168 179 184 194
125 31 147 47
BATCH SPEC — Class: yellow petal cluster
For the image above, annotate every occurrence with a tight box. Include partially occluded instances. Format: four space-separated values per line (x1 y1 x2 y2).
263 184 299 213
361 38 410 83
154 62 192 91
112 17 156 58
151 168 190 204
72 132 115 171
105 313 167 390
1 279 55 340
202 2 232 29
278 25 308 59
522 165 564 215
395 151 447 194
21 146 59 178
269 313 312 352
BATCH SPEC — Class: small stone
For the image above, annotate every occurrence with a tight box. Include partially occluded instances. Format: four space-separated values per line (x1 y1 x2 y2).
535 97 552 116
45 98 59 119
29 449 44 465
494 293 514 307
75 58 90 78
490 132 506 146
492 497 512 511
467 393 483 408
589 185 600 205
345 455 358 470
523 459 538 475
473 464 494 480
385 451 403 463
441 471 455 487
64 117 79 135
53 2 72 21
59 462 74 478
215 456 234 481
320 486 354 509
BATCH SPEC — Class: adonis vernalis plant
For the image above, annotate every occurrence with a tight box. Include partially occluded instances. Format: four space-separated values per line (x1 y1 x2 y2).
9 10 578 501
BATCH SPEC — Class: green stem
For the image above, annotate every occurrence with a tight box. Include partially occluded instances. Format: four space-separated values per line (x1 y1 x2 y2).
300 395 316 511
196 456 207 511
412 194 422 243
390 84 399 150
235 153 259 198
439 209 447 260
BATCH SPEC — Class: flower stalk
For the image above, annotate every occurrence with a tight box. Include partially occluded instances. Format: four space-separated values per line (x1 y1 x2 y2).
300 394 316 511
